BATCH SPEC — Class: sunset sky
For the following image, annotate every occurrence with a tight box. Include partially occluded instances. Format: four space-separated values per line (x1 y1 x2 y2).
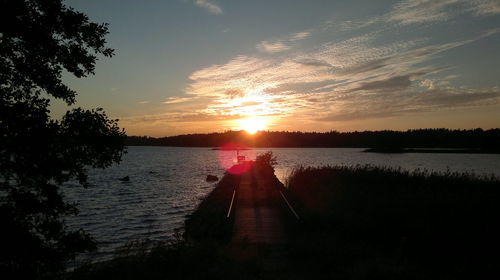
59 0 500 137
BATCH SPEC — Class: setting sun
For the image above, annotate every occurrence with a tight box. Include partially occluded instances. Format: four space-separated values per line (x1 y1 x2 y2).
236 117 267 134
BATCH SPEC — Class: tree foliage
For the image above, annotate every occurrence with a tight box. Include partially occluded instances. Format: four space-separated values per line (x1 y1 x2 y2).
256 151 277 167
0 0 125 278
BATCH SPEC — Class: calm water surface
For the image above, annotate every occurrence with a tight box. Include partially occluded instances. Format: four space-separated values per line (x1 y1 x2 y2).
65 146 500 261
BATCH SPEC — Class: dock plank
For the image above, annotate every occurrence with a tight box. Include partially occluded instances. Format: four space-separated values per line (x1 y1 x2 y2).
231 169 290 244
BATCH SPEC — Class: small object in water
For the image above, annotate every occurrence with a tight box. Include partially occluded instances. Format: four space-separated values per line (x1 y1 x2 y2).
206 175 219 182
120 176 130 181
148 171 155 174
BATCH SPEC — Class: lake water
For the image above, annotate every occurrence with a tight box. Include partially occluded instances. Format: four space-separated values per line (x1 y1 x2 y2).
65 146 500 262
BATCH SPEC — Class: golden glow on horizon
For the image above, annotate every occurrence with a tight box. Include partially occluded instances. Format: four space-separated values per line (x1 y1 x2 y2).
236 117 268 134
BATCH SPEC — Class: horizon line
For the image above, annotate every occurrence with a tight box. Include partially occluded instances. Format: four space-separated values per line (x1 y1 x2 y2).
127 127 500 138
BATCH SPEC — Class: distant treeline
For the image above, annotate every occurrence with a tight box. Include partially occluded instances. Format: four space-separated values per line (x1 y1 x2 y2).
125 129 500 149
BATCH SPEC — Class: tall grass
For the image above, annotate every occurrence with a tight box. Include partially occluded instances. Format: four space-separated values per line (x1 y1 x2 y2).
286 165 500 279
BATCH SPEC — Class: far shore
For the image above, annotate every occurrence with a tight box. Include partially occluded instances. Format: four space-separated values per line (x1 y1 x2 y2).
364 147 500 154
127 145 500 154
211 147 251 150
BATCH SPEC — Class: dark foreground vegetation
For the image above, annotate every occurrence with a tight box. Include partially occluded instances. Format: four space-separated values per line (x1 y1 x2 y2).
70 159 500 280
126 128 500 151
286 166 500 279
1 1 125 279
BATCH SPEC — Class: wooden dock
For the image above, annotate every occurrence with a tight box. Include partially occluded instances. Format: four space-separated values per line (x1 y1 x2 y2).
230 166 296 244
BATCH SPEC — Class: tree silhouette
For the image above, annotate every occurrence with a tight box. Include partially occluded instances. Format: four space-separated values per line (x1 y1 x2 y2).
125 129 500 150
0 0 125 278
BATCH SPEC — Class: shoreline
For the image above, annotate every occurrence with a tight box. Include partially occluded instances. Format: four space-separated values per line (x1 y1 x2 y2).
364 148 500 154
126 145 500 154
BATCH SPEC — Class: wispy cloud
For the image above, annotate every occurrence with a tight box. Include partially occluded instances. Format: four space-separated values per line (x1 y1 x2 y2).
316 87 500 122
293 58 332 68
185 25 500 123
163 96 193 104
193 0 223 15
472 0 500 16
256 41 292 53
336 0 500 30
122 111 241 124
336 17 382 31
290 31 311 41
388 0 464 25
256 30 312 53
388 0 500 25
